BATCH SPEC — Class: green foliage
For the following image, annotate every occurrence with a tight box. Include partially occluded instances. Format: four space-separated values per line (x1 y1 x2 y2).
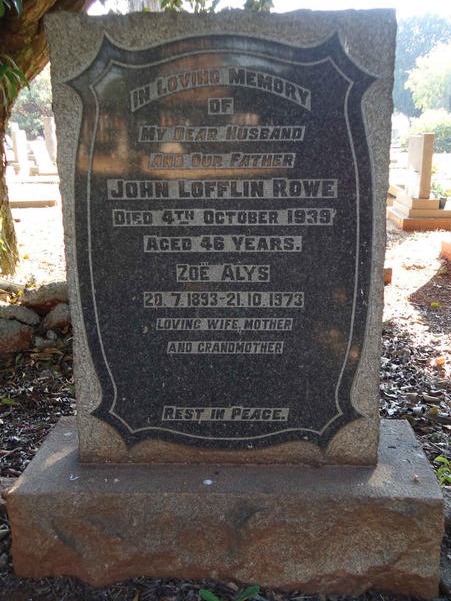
394 14 451 116
404 109 451 153
199 585 261 601
159 0 219 12
199 591 221 601
236 585 260 601
243 0 272 11
160 0 270 12
10 64 52 139
0 397 17 406
405 42 451 112
0 54 28 107
0 228 6 253
159 0 181 10
434 455 451 485
431 181 447 199
0 0 27 107
184 0 220 12
0 0 22 17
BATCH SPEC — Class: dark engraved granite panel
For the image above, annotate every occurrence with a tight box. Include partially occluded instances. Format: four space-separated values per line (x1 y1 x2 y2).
67 33 375 449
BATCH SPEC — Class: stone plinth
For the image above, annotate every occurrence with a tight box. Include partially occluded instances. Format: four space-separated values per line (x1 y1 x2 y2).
388 207 451 232
407 133 434 200
6 418 443 597
387 190 451 231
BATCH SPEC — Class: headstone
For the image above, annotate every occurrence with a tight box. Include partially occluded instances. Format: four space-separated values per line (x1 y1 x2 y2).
9 123 30 177
389 132 451 229
29 140 58 175
43 116 57 162
48 10 392 466
6 11 443 596
407 132 434 199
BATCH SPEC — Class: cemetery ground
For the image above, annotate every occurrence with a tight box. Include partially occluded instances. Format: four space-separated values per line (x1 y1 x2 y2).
0 207 450 600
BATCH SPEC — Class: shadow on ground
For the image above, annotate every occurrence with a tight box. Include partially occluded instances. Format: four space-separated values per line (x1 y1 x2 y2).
408 260 451 336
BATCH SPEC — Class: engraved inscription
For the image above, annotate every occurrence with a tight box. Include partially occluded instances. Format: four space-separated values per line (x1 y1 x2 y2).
175 264 270 282
130 67 311 111
138 125 306 142
143 235 303 253
148 152 296 170
69 32 375 448
166 340 284 354
143 291 304 308
155 317 293 330
162 406 290 421
112 208 336 226
107 178 338 199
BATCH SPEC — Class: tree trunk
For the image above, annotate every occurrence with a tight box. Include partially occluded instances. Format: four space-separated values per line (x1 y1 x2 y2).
0 0 94 275
0 103 18 275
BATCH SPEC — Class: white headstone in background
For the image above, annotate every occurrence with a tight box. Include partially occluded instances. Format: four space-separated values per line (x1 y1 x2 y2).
10 124 30 177
43 116 57 163
29 140 58 176
407 133 434 199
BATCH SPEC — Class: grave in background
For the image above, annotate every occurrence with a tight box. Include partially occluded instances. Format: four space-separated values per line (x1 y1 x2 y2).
389 132 451 230
6 10 443 596
9 123 31 177
408 133 435 200
6 121 59 208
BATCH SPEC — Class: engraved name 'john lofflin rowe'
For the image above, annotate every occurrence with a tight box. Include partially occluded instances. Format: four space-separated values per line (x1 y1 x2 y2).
68 33 375 449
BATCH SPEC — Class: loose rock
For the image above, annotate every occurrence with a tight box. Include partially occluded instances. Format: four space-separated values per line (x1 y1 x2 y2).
0 319 33 354
0 304 40 326
0 478 16 499
20 281 68 314
42 302 71 331
34 334 58 349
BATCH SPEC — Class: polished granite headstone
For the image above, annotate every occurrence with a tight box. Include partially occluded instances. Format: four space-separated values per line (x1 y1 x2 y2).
70 32 372 451
46 10 393 464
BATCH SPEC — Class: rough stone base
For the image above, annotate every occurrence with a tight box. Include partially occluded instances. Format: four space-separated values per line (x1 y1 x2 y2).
7 418 443 597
